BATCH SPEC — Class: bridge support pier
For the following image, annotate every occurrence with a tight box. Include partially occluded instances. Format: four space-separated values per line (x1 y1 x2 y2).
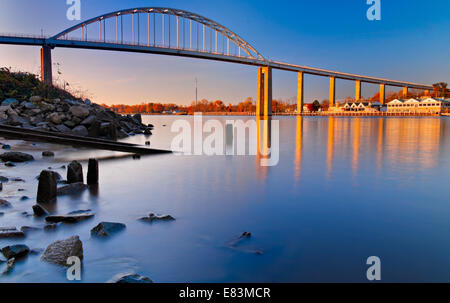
379 84 385 105
355 80 361 101
402 87 409 99
257 67 272 116
329 77 336 108
297 72 304 114
40 46 53 85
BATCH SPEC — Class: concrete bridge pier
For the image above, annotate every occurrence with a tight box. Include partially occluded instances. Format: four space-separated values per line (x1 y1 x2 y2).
40 46 53 85
355 80 362 101
297 72 304 114
257 66 272 116
379 84 386 105
403 87 408 98
329 77 336 107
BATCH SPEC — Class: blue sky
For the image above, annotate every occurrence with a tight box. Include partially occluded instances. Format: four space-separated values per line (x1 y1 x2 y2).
0 0 449 105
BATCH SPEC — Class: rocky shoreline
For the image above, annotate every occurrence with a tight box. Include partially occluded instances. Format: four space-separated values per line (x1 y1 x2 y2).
0 97 153 140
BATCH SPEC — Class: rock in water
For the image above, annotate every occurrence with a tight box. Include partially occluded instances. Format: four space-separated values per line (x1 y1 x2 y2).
67 161 83 184
32 204 49 217
45 210 94 223
133 114 142 124
37 170 58 203
107 273 153 283
1 244 30 259
0 227 25 239
41 236 83 266
42 151 55 157
139 213 176 223
2 258 15 275
87 158 98 185
0 152 34 163
91 222 126 238
0 199 11 208
57 182 88 196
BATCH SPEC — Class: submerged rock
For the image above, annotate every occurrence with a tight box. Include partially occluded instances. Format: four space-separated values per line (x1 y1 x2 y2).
1 244 30 259
2 258 16 275
45 210 94 224
32 204 49 217
139 213 175 223
107 273 153 283
90 222 126 238
43 223 60 231
0 152 34 163
0 199 11 208
41 235 83 266
42 151 55 157
57 182 87 196
20 226 41 233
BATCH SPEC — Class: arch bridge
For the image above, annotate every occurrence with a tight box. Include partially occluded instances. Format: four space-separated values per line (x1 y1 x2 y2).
0 7 444 115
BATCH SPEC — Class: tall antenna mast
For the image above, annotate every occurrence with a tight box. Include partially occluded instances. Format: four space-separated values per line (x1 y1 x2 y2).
195 77 198 106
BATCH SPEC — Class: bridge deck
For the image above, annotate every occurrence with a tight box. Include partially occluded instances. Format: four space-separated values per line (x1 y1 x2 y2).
0 35 443 91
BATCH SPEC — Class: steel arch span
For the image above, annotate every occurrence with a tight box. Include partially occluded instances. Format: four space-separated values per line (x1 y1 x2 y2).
50 7 265 61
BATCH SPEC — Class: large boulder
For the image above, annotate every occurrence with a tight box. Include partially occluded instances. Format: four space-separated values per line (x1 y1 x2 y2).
2 99 19 107
37 170 58 203
47 112 63 125
91 222 126 238
72 125 88 137
69 106 90 119
80 115 97 126
55 124 71 133
41 236 83 266
67 161 83 184
0 152 34 163
1 244 30 259
96 110 117 122
107 273 153 283
29 96 42 103
22 101 37 109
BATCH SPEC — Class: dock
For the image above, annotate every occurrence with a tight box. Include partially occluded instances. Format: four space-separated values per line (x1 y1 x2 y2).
0 125 171 155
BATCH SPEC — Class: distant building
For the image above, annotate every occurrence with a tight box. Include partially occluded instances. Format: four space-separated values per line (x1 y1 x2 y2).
331 101 382 113
386 97 450 114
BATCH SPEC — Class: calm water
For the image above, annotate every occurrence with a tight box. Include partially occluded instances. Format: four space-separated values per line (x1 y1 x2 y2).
1 116 450 283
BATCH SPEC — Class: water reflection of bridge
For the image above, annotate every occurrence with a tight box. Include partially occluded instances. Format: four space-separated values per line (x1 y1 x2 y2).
292 117 445 180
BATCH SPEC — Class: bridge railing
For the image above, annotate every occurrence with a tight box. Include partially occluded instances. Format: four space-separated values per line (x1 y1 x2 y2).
54 36 256 59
